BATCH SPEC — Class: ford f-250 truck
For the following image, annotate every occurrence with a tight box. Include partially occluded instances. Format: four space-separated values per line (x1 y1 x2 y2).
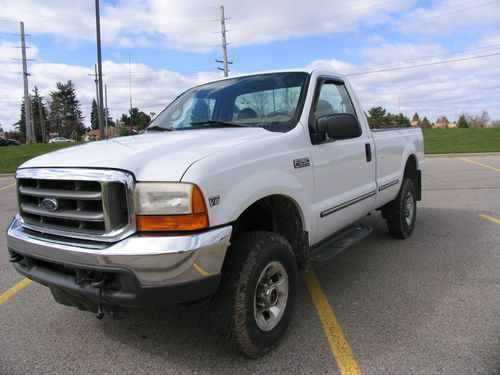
6 69 423 357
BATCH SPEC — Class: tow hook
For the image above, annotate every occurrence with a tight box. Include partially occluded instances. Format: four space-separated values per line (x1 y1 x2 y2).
91 276 109 320
9 253 23 263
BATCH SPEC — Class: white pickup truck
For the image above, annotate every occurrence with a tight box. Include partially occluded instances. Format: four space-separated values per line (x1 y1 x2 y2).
7 69 423 357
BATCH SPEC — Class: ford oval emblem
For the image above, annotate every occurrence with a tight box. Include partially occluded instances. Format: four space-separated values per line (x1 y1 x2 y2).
41 198 59 212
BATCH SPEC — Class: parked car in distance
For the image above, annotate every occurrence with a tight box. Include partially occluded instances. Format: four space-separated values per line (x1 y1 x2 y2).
48 137 75 143
0 137 21 146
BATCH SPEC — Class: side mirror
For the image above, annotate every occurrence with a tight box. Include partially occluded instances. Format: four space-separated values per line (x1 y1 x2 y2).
316 113 362 140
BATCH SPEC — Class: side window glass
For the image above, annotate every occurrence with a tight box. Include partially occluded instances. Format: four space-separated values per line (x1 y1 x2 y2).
314 82 356 120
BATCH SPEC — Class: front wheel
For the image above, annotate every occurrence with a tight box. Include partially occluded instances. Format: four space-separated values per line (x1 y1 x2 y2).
217 231 298 357
383 178 417 238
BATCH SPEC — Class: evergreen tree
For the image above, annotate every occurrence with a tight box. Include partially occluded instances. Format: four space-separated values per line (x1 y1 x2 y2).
457 114 469 128
367 106 387 129
396 113 411 127
15 87 50 143
15 100 26 135
90 99 99 130
49 81 85 139
31 87 50 142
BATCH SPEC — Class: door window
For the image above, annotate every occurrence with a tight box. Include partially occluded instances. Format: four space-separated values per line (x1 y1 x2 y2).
314 81 356 120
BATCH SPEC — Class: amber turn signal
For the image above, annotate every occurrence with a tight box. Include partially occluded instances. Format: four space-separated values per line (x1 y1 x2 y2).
137 185 209 231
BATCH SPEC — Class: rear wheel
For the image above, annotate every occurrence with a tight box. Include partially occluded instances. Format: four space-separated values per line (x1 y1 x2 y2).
216 231 298 357
384 178 417 238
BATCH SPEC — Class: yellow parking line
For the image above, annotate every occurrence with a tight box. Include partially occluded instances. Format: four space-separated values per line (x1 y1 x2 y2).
461 158 500 173
0 183 16 191
0 278 32 306
304 270 361 375
193 262 213 276
479 214 500 225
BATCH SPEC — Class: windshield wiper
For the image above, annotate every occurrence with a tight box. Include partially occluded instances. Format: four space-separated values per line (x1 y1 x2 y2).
190 120 246 128
145 125 173 132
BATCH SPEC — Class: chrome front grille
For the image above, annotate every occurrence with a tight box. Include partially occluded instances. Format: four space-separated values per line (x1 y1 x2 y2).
16 168 135 242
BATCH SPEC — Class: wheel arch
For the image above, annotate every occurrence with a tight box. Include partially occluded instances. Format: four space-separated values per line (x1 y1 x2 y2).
403 154 421 201
229 194 309 270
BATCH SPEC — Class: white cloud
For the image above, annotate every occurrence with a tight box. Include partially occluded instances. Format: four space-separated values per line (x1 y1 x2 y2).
394 0 500 37
0 0 418 52
307 40 500 122
0 56 222 131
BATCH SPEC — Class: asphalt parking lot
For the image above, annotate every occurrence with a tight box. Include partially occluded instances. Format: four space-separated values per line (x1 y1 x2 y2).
1 155 499 375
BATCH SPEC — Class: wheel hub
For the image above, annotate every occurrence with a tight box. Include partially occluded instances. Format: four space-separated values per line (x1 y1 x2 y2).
404 192 414 226
254 261 289 331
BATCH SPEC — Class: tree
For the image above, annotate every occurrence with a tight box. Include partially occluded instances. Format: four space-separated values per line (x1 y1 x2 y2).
49 81 85 139
421 116 432 129
386 112 411 128
15 86 50 143
129 107 151 131
367 106 387 129
31 87 50 142
457 114 468 128
119 107 151 131
90 99 99 130
464 111 489 128
396 113 411 127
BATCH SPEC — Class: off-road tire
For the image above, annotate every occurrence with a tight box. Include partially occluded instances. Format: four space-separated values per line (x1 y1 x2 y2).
384 178 417 238
216 231 298 358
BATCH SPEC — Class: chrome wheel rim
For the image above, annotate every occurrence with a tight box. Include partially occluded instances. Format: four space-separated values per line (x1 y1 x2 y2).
404 192 414 226
254 261 289 332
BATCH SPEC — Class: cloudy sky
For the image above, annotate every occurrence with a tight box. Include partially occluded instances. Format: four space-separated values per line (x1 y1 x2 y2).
0 0 499 131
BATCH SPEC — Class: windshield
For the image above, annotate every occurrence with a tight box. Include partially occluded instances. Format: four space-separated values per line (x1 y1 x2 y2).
148 72 310 132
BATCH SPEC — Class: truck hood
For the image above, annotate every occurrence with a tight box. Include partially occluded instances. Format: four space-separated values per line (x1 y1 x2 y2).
20 128 269 181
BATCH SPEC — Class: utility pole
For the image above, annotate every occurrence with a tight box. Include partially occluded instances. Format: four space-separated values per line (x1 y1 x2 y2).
216 5 232 77
104 83 109 138
94 0 105 140
38 96 47 143
90 64 99 104
20 22 32 144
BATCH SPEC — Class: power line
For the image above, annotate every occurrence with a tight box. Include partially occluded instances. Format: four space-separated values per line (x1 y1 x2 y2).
345 52 500 76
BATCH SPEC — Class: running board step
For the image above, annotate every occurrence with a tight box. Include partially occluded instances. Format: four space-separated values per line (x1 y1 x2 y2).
310 223 372 263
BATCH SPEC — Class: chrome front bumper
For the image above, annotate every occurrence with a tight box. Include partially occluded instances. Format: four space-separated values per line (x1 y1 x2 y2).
7 216 232 308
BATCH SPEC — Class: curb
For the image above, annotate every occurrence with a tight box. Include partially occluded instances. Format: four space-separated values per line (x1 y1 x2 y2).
425 152 500 158
0 173 14 177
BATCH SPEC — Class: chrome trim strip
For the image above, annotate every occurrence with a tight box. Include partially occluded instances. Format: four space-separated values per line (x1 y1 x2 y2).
378 179 400 192
320 190 377 218
16 168 136 242
7 216 232 286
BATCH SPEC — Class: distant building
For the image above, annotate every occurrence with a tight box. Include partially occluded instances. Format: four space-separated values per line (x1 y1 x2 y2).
411 113 421 127
82 126 137 142
433 116 451 129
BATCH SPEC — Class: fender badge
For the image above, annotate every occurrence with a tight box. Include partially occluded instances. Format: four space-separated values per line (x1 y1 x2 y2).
293 157 310 169
209 196 220 207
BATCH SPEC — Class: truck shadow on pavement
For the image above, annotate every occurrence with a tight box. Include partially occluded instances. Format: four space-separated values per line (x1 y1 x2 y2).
78 207 497 374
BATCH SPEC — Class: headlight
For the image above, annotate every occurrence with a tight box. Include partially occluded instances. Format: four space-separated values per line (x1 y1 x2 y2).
135 183 209 231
